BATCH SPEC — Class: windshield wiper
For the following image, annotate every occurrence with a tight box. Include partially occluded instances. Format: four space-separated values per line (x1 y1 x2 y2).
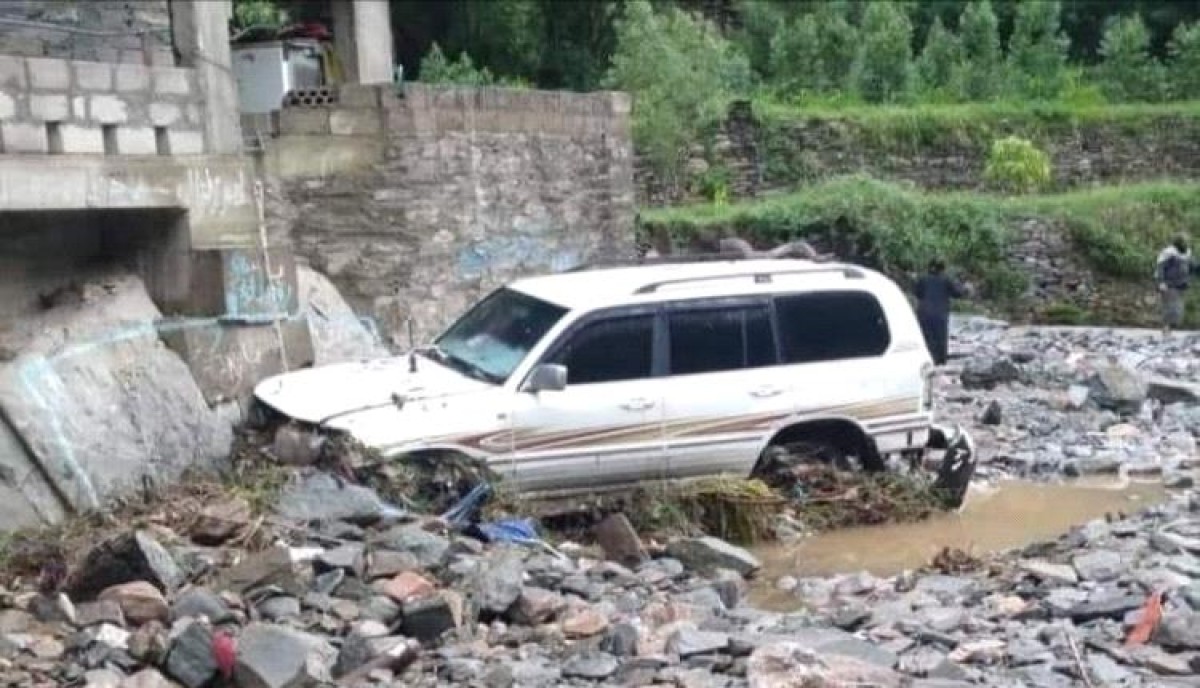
421 345 501 385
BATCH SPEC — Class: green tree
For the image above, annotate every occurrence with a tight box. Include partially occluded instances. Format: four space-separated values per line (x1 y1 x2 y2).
733 0 786 80
769 13 824 94
917 16 964 98
815 2 859 94
605 1 750 182
1168 21 1200 100
857 1 914 103
418 43 496 86
959 0 1003 100
1007 1 1069 99
1098 14 1166 101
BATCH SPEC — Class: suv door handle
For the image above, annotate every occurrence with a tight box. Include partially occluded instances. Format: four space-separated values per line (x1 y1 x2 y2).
620 397 656 411
750 385 783 398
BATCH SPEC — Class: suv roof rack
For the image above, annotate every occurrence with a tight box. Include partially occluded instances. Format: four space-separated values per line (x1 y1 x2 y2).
633 266 863 295
565 252 811 273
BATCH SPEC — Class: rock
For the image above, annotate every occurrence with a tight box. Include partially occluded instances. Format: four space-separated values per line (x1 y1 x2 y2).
669 629 730 658
118 669 174 688
711 569 748 609
218 546 309 596
1072 550 1123 582
77 600 126 628
94 623 132 650
1147 376 1200 405
381 571 435 604
1089 362 1147 413
595 513 649 567
603 623 640 657
99 581 168 625
510 587 565 625
258 596 301 621
0 609 34 633
190 497 251 545
271 425 323 466
371 525 451 569
128 621 170 665
316 544 365 575
562 652 619 680
164 620 217 688
360 595 400 624
947 639 1005 664
1157 613 1200 650
561 606 609 638
474 549 524 615
1019 560 1079 585
30 635 64 659
747 642 902 688
400 591 462 642
170 588 232 624
961 359 1020 390
1067 385 1091 409
68 531 183 600
1067 592 1144 622
85 668 125 688
980 400 1003 425
235 623 337 688
899 647 947 677
275 473 398 525
666 537 761 576
366 550 419 580
1138 647 1193 675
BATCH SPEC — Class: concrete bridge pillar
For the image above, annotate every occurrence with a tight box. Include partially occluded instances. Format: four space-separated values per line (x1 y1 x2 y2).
332 0 395 85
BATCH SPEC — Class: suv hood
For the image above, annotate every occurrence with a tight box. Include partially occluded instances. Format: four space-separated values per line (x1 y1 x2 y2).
253 355 491 425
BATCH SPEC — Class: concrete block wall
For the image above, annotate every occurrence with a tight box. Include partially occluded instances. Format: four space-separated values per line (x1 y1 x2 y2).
0 0 173 64
272 83 636 345
0 54 206 155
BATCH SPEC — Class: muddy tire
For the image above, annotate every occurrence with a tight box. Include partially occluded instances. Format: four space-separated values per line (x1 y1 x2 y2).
753 439 852 484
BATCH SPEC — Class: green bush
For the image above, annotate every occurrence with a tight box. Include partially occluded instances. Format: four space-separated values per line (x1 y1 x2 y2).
605 1 750 184
917 17 964 99
1098 15 1167 102
641 175 1025 302
1041 302 1090 325
983 136 1053 192
857 2 914 103
1007 0 1069 100
1168 22 1200 99
769 13 823 95
958 0 1004 101
419 43 499 86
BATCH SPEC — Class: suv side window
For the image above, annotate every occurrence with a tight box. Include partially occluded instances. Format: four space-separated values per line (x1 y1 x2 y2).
550 314 655 385
668 304 776 375
776 291 890 364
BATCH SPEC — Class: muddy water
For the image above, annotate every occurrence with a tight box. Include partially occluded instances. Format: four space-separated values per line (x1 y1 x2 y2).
748 479 1168 609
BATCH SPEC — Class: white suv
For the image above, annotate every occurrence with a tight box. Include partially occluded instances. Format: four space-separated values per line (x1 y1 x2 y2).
253 258 936 495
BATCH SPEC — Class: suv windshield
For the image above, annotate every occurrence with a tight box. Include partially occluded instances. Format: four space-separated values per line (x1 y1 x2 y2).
434 288 567 384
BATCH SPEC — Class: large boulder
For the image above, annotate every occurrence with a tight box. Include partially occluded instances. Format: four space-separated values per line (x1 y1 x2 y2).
1088 362 1147 414
666 537 761 577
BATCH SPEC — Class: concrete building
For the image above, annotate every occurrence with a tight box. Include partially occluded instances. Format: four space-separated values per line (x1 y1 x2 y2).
0 0 398 529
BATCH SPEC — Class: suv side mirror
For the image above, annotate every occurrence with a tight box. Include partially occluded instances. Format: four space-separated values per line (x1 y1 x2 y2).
526 364 567 393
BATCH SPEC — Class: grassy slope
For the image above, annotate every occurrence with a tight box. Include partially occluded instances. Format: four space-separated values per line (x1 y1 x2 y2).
641 177 1200 304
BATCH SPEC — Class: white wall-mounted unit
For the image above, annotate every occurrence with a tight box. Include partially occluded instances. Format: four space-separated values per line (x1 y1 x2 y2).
233 39 324 114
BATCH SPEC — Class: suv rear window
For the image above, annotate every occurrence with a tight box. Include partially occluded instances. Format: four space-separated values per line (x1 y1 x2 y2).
776 291 890 363
668 304 776 375
552 315 655 385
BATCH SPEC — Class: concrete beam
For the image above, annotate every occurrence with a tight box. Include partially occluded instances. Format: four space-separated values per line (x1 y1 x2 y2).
0 154 258 250
170 0 242 153
333 0 395 86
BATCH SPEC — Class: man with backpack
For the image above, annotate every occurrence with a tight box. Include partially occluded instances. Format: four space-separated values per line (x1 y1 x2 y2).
1155 236 1193 334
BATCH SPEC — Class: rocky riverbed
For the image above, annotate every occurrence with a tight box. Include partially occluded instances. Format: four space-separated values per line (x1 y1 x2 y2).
0 319 1197 687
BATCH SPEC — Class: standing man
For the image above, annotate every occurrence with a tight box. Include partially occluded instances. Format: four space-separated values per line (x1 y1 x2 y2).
1155 235 1193 334
915 258 969 366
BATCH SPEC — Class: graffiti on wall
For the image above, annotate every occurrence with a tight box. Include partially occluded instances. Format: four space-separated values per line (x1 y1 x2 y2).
456 234 582 281
223 250 294 320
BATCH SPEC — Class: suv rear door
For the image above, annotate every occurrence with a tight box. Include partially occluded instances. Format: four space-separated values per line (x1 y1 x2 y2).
506 309 664 492
656 298 788 479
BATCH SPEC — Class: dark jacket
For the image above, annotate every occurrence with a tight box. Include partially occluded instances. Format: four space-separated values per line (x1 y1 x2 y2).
915 273 967 320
